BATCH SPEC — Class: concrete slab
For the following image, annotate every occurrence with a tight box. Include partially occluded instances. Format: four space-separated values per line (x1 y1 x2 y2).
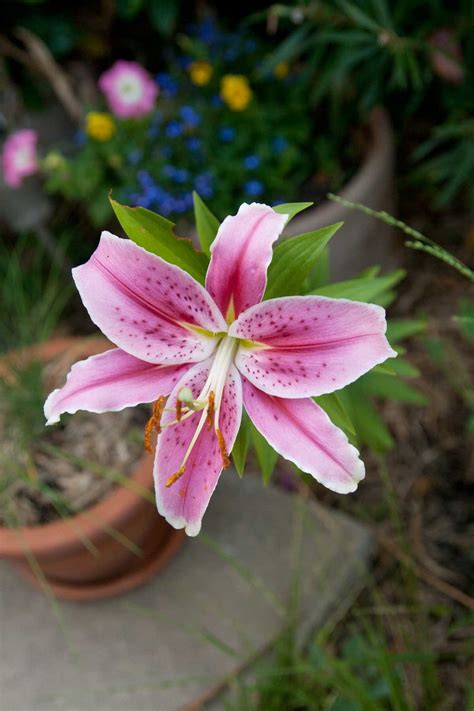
0 473 374 711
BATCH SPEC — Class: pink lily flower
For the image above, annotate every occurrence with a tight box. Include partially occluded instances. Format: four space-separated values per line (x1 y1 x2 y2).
98 60 158 119
1 129 38 188
44 203 396 536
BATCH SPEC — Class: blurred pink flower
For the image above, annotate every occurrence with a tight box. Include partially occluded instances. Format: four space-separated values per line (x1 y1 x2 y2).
429 29 464 85
45 203 396 536
1 129 38 188
98 60 158 118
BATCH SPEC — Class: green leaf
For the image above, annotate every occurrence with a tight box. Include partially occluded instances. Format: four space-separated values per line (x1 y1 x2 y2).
250 423 278 485
273 202 313 224
110 197 208 283
266 223 342 299
192 191 219 256
232 416 250 478
345 384 394 451
361 372 428 405
148 0 179 35
386 319 426 342
310 270 405 302
315 391 356 437
386 357 420 378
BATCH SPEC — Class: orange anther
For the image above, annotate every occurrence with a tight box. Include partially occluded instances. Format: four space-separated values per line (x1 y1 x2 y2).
216 429 230 468
144 416 156 453
206 391 215 430
166 465 186 488
176 399 183 422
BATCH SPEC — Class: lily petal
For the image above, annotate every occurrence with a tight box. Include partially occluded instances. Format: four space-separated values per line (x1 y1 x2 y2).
155 359 242 536
44 348 188 424
230 296 396 397
73 232 227 365
242 379 364 493
205 203 287 321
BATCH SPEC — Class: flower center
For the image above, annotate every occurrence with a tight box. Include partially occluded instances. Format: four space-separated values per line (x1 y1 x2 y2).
144 335 239 486
118 75 143 102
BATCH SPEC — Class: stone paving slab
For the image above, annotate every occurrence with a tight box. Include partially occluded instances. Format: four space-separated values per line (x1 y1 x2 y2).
0 474 374 711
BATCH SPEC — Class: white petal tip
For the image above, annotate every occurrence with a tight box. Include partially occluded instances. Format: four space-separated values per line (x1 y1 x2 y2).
184 522 201 537
45 416 60 426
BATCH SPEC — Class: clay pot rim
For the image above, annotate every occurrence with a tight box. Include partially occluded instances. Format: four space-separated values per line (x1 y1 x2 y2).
0 336 155 558
287 106 394 233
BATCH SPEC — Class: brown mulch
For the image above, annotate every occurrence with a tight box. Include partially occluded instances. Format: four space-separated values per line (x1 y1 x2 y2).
1 408 148 528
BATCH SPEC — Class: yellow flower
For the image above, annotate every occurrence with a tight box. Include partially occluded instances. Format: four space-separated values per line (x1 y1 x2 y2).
189 61 213 86
86 112 116 141
220 75 253 112
274 62 289 79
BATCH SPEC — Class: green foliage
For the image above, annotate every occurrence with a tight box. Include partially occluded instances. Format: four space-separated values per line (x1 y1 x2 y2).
226 623 442 710
116 0 180 36
110 197 208 283
192 191 219 256
265 223 342 299
256 0 474 208
327 194 474 282
0 235 72 353
0 360 46 453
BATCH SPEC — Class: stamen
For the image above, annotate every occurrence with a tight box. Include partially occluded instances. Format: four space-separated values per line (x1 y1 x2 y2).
176 399 183 422
165 465 185 488
206 391 215 430
217 429 230 468
144 416 156 453
153 396 166 433
144 396 166 451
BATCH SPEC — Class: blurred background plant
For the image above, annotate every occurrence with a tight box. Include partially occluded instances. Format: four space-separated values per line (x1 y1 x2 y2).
253 0 474 212
40 18 320 225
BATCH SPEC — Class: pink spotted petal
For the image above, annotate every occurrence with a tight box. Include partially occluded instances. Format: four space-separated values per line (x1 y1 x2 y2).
73 232 226 365
230 296 396 397
44 348 188 424
205 203 287 320
242 379 364 493
154 359 242 536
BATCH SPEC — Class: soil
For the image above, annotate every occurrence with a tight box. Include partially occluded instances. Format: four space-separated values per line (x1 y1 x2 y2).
0 408 149 528
0 345 149 528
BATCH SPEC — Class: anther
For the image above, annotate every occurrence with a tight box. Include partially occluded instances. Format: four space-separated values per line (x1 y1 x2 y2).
144 416 156 453
206 391 215 430
165 465 185 488
176 399 183 422
144 396 166 451
216 429 230 468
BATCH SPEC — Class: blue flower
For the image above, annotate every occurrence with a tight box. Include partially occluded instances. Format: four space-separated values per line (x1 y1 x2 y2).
224 47 239 61
156 72 178 97
163 164 177 179
243 154 260 170
127 149 143 166
272 136 287 153
177 56 192 70
74 130 86 146
219 126 235 142
244 180 264 197
179 105 200 127
137 170 154 188
196 17 218 45
211 95 223 108
186 137 202 152
174 168 189 184
165 121 183 138
194 171 214 199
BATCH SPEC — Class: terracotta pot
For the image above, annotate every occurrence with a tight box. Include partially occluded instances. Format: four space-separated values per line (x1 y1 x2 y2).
283 106 399 280
0 337 185 601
